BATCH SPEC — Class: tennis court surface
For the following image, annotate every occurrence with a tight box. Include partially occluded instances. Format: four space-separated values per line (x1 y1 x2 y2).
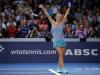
0 63 100 75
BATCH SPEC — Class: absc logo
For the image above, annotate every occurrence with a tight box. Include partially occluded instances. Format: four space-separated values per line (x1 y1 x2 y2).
0 45 5 53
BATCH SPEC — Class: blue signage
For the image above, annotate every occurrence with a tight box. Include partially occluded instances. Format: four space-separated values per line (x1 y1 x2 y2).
0 42 100 63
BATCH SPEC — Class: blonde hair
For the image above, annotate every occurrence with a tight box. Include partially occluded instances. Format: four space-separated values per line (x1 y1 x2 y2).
55 13 63 21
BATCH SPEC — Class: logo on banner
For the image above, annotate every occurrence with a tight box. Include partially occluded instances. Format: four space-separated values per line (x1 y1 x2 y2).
65 49 99 56
0 45 5 53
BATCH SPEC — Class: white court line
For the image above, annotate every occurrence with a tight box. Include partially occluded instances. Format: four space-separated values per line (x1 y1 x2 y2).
0 72 50 73
0 69 62 74
48 69 61 75
0 69 47 70
0 69 51 73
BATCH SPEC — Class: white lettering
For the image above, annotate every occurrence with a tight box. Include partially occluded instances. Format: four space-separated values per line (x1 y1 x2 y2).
91 49 98 56
65 49 73 56
65 49 99 56
83 49 90 56
74 49 82 56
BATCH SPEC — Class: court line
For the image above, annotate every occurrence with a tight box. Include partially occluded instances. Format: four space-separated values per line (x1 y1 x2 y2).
0 72 50 73
0 69 51 73
48 69 61 75
0 69 48 70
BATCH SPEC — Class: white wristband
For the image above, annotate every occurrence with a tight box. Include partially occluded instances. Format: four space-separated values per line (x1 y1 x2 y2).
68 2 71 8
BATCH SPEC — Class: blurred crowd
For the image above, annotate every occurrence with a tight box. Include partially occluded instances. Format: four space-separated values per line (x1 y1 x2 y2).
0 0 100 39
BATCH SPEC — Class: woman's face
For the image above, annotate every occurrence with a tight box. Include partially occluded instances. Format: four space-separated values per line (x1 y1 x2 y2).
79 25 84 31
56 13 64 22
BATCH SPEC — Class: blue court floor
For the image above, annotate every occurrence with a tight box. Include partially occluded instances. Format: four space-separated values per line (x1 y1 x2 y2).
0 63 100 75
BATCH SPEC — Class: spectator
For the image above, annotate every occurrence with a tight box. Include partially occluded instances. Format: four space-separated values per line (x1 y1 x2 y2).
91 15 100 31
97 15 100 23
96 24 100 38
6 21 17 38
17 18 31 38
97 11 100 23
0 26 3 38
75 25 87 38
15 10 22 27
30 27 40 38
38 19 48 31
0 0 99 38
80 15 89 27
38 29 46 38
7 18 16 27
87 10 93 23
64 26 74 38
87 26 96 38
74 8 83 22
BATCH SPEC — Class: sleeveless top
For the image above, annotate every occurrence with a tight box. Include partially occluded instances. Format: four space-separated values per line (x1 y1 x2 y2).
51 23 64 41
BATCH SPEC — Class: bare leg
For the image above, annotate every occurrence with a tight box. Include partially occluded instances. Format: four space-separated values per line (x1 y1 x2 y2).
56 47 68 73
56 47 65 67
60 47 65 67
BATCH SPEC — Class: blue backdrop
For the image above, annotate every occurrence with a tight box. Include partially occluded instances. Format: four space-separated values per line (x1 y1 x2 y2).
0 42 100 63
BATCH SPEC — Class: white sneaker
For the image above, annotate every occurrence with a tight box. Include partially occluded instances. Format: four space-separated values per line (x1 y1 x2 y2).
56 67 62 73
61 67 68 74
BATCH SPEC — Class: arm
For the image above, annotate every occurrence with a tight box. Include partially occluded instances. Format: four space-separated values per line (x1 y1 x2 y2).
26 30 31 38
63 2 71 21
39 4 55 25
63 8 70 20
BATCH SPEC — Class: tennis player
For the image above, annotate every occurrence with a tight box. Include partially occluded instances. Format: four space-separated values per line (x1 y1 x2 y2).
39 3 71 73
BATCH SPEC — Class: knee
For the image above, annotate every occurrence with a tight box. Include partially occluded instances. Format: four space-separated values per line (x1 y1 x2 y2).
58 52 64 57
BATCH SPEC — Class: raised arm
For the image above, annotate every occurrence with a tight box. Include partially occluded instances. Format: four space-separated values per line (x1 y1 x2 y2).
39 4 55 25
63 2 71 21
63 8 70 20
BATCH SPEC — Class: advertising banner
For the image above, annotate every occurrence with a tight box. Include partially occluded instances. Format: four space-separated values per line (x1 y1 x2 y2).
0 41 100 63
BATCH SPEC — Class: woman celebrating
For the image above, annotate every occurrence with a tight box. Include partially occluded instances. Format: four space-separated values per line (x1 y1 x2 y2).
39 3 70 74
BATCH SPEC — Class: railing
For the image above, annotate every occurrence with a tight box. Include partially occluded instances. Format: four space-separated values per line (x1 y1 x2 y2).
0 38 100 42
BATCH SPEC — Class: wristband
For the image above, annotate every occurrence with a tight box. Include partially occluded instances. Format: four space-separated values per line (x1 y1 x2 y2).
68 2 71 8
